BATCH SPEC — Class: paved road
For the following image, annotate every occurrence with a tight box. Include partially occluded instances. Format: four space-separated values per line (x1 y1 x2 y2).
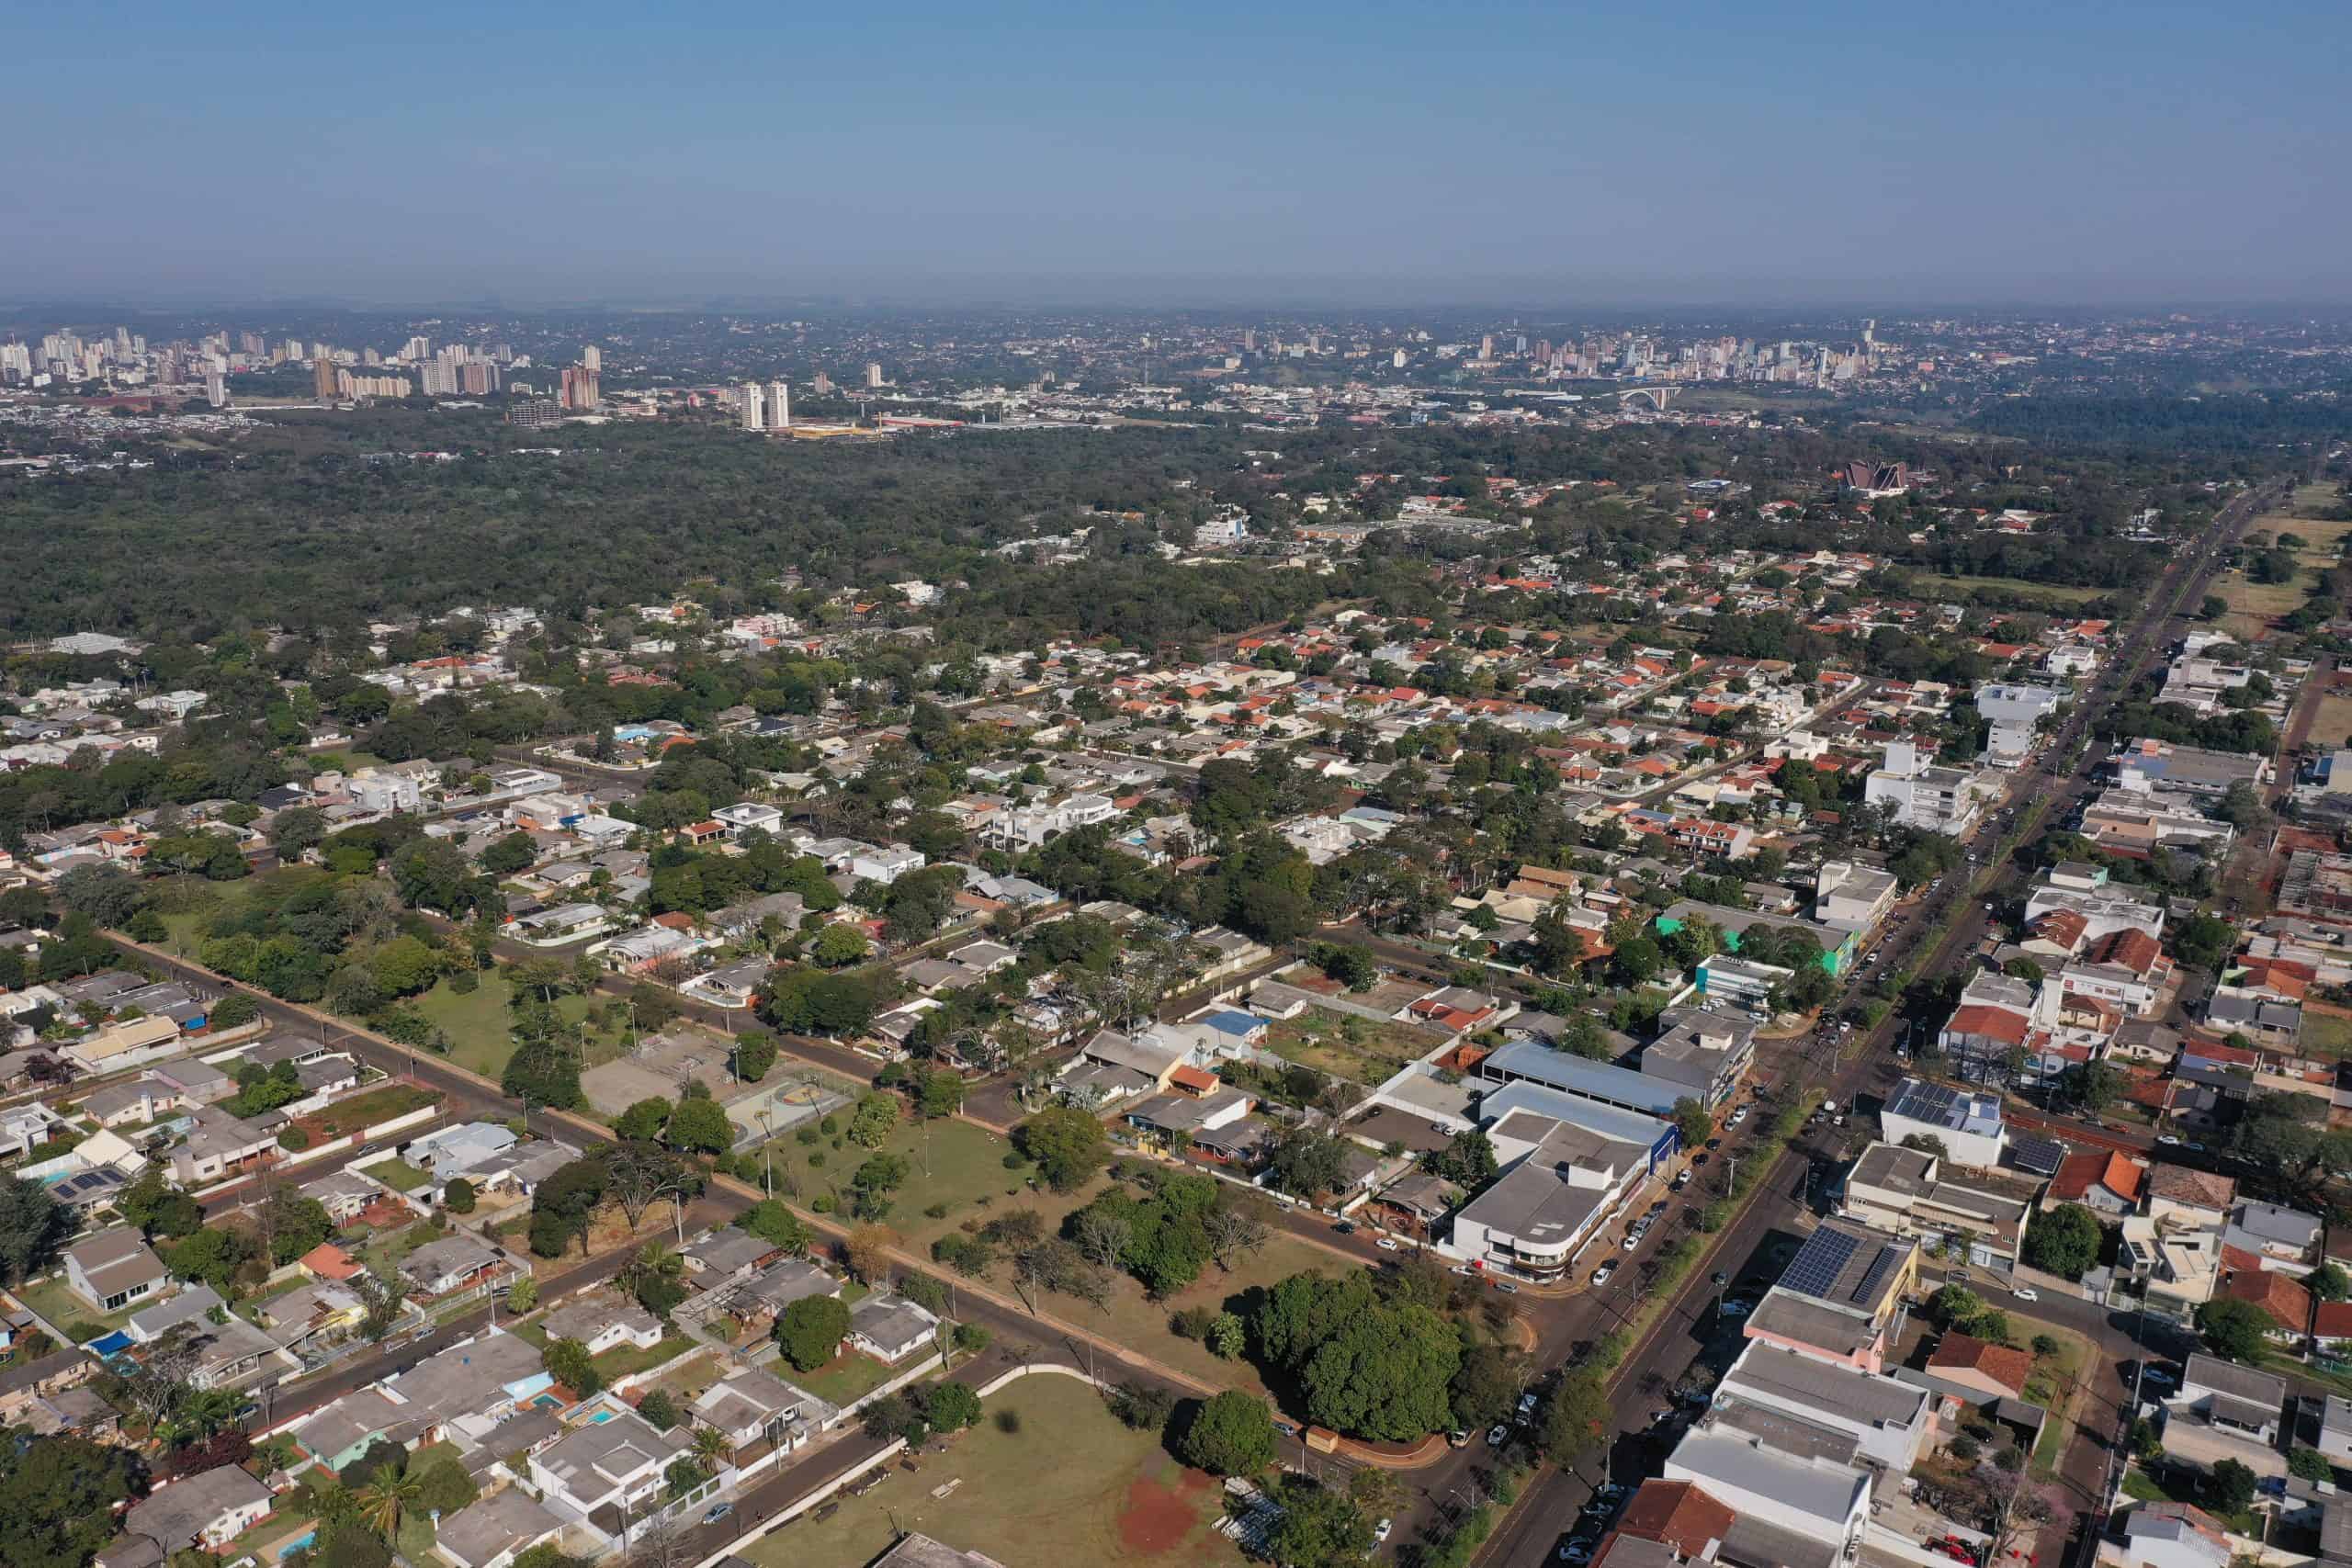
1474 479 2285 1568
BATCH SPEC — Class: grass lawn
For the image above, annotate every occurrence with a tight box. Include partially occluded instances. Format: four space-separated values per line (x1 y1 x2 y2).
8 1276 132 1340
2218 571 2309 642
1261 1007 1445 1087
310 1083 442 1137
2121 1461 2257 1536
1059 1227 1338 1396
2301 1009 2352 1060
2017 1320 2091 1477
741 1373 1245 1568
594 1332 695 1383
359 1156 432 1193
791 1348 902 1407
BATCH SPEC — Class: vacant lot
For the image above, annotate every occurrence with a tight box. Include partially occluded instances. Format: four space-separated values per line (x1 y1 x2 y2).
306 1083 441 1138
741 1372 1245 1568
756 1115 1089 1253
1262 1007 1446 1087
2221 502 2352 641
1921 574 2109 609
412 972 617 1081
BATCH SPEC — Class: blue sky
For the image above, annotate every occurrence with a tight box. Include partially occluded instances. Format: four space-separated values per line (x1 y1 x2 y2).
10 0 2348 305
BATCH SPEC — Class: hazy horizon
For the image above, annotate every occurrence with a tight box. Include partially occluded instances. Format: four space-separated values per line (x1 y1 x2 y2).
12 1 2349 308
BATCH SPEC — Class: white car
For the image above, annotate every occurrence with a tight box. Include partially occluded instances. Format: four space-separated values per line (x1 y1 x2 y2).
1374 1518 1394 1546
1487 1424 1510 1448
1376 1237 1401 1252
1591 1263 1616 1286
2011 1287 2040 1303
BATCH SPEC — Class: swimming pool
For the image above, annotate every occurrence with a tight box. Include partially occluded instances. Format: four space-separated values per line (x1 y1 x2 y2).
276 1531 317 1560
587 1408 617 1424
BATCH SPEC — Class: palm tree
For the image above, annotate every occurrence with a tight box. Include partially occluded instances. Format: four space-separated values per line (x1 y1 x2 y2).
692 1425 732 1467
356 1463 423 1539
619 1241 684 1302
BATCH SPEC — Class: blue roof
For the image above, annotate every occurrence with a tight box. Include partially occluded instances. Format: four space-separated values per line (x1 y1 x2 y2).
1480 1039 1686 1114
1477 1080 1678 1154
1203 1009 1262 1036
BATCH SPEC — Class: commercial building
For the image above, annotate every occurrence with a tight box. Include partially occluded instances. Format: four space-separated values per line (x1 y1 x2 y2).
1839 1142 2037 1273
1878 1078 2007 1168
1863 741 1996 836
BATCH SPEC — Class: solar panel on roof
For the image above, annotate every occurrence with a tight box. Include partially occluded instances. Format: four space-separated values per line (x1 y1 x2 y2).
1782 1225 1861 1300
2009 1134 2066 1176
1854 1245 1902 1307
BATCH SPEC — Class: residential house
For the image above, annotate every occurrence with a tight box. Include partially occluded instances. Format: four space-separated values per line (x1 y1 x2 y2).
845 1294 939 1362
1839 1141 2037 1272
2114 1504 2232 1568
526 1408 694 1530
2045 1151 2148 1216
434 1488 568 1568
537 1292 663 1356
398 1235 508 1299
164 1103 276 1186
1925 1332 2033 1400
689 1367 834 1460
63 1227 168 1313
120 1465 275 1553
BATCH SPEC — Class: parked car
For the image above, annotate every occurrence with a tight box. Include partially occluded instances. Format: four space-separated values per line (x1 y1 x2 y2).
1373 1518 1394 1546
1591 1263 1616 1286
2011 1287 2039 1303
702 1503 735 1525
1375 1237 1401 1252
1333 1221 1356 1235
1494 1280 1521 1294
1487 1424 1510 1448
1517 1392 1541 1423
1928 1538 1979 1566
1671 1171 1691 1190
1718 1299 1751 1318
1449 1429 1472 1449
1558 1541 1593 1564
1450 1265 1477 1278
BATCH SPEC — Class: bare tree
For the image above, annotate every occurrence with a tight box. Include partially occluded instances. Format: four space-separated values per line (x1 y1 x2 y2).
120 1326 202 1427
628 1511 699 1568
1203 1197 1272 1271
1975 1461 2060 1568
1072 1209 1132 1269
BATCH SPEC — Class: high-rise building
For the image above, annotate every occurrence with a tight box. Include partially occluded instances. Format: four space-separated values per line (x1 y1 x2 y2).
765 378 791 429
508 399 563 430
864 362 883 389
582 344 601 373
561 366 600 410
1392 349 1408 369
205 371 228 408
813 371 832 396
740 380 765 431
313 356 339 399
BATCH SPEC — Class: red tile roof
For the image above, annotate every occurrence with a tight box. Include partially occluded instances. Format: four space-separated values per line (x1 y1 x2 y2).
1616 1480 1736 1557
1927 1332 2034 1394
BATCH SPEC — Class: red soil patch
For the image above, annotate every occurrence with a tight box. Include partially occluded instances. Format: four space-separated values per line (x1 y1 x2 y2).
1119 1470 1203 1553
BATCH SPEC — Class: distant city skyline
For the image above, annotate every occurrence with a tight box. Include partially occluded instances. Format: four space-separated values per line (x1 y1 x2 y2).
8 1 2350 306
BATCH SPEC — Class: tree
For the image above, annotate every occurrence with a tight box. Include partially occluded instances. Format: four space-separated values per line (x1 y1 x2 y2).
544 1337 601 1396
2198 1296 2279 1363
1203 1197 1274 1270
811 924 871 966
2312 1262 2352 1303
846 1090 899 1149
620 1242 688 1319
1015 1106 1110 1191
1898 1133 1950 1160
775 1293 852 1371
1540 1371 1613 1464
1299 1301 1460 1441
743 1199 810 1254
354 1269 406 1343
0 1429 145 1568
844 1224 895 1286
356 1462 424 1540
1180 1390 1277 1475
665 1096 732 1155
733 1032 777 1082
1449 1343 1527 1431
1266 1123 1349 1200
166 1224 254 1292
530 1156 609 1258
0 1175 69 1285
1428 1130 1498 1188
2209 1457 2257 1515
615 1097 673 1142
1671 1098 1712 1149
443 1178 477 1214
922 1382 982 1432
2290 1446 2337 1483
2022 1202 2102 1280
56 863 145 928
602 1140 688 1231
480 831 539 876
1266 1476 1374 1568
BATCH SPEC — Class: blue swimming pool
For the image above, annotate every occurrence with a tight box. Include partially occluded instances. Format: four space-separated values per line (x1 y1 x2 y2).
276 1530 317 1560
587 1408 616 1424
